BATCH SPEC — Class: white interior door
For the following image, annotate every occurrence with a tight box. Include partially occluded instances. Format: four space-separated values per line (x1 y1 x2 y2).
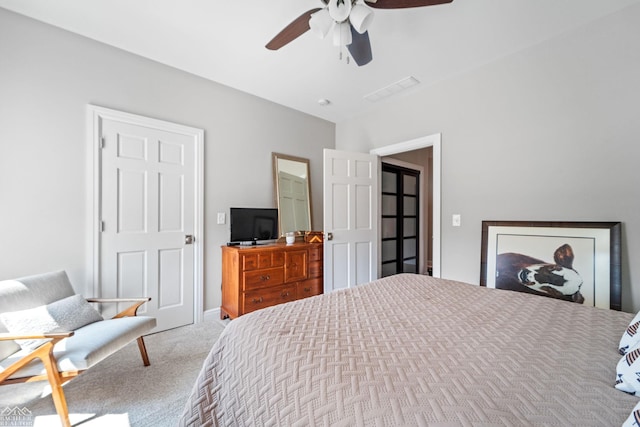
92 106 203 332
323 149 378 292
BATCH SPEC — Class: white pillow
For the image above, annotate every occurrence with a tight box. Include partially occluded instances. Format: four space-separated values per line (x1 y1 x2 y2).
622 400 640 427
620 311 640 355
616 343 640 395
0 294 103 350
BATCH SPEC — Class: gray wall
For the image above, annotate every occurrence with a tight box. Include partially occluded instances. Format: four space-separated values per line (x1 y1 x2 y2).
0 8 335 312
336 4 640 312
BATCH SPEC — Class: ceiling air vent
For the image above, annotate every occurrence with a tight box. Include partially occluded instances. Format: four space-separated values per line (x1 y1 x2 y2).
364 76 420 103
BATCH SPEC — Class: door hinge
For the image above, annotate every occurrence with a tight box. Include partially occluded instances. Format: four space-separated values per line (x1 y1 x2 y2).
101 137 105 148
101 221 105 232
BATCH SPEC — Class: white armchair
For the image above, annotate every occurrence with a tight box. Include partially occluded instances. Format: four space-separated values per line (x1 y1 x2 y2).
0 271 156 427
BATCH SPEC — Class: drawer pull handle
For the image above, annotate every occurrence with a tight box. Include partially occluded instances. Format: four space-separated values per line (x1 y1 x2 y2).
260 275 270 281
281 292 289 299
304 287 311 292
252 297 264 304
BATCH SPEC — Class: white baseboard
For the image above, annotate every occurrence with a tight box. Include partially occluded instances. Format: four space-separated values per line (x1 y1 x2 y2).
203 307 221 322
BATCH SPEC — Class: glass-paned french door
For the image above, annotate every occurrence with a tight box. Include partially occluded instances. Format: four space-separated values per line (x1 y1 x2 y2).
381 163 420 277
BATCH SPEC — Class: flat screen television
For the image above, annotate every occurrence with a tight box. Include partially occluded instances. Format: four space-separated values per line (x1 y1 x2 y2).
229 208 279 244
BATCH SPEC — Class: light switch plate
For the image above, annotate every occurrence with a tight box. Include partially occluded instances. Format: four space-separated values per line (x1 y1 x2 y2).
217 212 226 225
452 214 461 227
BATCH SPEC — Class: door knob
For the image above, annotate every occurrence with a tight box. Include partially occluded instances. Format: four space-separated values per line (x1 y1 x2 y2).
326 232 333 241
185 235 195 245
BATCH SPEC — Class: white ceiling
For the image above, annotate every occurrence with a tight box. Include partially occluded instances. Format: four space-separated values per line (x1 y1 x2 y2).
1 0 638 123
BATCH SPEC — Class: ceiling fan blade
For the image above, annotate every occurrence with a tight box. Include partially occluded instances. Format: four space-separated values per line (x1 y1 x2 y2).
365 0 453 9
347 26 372 66
266 8 322 50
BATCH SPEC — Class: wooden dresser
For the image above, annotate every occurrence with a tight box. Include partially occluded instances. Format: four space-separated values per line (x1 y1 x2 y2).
220 242 323 319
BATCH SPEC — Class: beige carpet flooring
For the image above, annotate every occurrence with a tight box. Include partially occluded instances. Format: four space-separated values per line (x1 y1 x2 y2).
0 318 227 427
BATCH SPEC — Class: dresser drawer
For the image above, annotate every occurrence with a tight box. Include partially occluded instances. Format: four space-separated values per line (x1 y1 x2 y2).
258 252 285 268
243 267 284 291
242 253 259 271
243 285 296 314
272 251 285 267
285 250 307 282
308 260 323 279
296 278 323 300
242 252 285 271
309 245 323 262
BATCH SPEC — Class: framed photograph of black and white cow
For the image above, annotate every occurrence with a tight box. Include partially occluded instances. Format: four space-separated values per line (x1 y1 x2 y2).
480 221 622 310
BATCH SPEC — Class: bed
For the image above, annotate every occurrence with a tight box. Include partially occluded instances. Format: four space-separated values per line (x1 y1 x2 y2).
180 274 639 426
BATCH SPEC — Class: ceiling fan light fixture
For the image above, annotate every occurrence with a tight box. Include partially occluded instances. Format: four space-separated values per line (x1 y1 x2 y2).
349 5 374 34
333 21 352 46
328 0 352 22
309 8 333 39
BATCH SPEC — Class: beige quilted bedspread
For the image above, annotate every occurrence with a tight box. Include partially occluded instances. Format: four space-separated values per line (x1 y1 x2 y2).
180 274 637 426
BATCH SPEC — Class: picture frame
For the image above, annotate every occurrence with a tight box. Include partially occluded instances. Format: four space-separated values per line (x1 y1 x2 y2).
480 221 621 310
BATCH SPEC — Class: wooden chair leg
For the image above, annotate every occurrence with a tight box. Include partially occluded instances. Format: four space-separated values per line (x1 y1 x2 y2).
41 351 71 427
137 336 151 366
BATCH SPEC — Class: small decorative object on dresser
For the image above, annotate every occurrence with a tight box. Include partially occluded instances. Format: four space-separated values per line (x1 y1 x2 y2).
304 231 324 243
285 232 296 245
220 242 323 319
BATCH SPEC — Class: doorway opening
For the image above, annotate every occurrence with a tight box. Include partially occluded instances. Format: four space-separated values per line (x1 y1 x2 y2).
371 133 441 277
381 162 421 277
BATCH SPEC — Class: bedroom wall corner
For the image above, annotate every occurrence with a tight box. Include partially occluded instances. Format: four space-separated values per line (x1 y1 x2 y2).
335 3 640 312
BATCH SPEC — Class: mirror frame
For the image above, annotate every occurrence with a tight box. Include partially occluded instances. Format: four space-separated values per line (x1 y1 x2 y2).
272 152 313 236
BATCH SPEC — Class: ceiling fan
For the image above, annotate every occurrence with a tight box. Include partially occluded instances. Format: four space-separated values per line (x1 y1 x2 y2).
266 0 454 66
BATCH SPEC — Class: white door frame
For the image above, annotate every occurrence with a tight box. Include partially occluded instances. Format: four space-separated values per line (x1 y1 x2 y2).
87 105 205 323
370 133 441 278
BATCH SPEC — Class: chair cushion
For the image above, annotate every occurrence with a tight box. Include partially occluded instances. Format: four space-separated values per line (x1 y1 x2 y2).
0 271 76 312
0 316 156 379
0 294 104 350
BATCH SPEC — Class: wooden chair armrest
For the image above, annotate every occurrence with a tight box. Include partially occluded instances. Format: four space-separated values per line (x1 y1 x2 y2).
86 297 151 318
0 333 72 384
0 331 74 341
86 297 150 303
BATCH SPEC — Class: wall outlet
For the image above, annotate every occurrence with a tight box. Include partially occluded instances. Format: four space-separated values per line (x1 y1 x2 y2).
452 214 461 227
217 212 226 225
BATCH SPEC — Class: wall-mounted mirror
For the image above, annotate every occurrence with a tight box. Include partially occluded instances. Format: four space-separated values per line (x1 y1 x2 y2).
272 152 312 235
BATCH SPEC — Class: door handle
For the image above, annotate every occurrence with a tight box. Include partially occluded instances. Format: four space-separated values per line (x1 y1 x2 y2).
326 232 333 241
185 235 195 245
